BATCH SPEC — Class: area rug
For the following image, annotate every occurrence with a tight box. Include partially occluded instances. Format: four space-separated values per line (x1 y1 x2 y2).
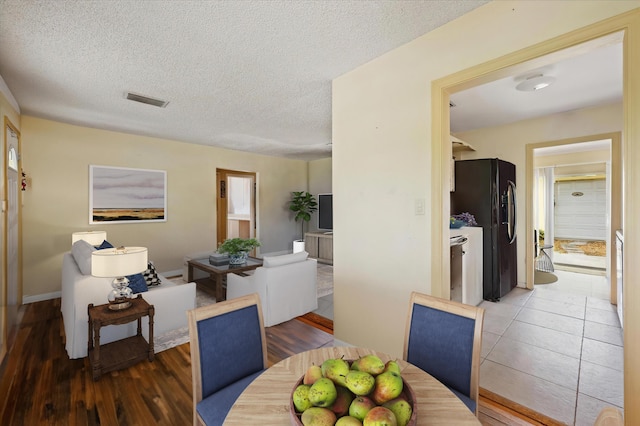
554 239 606 257
154 282 216 353
155 265 334 352
534 270 559 285
317 264 334 297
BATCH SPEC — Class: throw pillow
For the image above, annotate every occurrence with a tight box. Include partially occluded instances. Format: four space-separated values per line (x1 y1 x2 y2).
71 239 96 275
127 273 148 294
143 261 161 286
97 240 114 250
262 251 309 268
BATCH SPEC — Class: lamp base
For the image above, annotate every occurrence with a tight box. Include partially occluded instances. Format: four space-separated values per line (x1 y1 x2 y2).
108 300 132 310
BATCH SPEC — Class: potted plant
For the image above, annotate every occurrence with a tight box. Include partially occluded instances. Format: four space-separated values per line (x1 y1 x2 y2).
217 237 261 265
289 191 318 251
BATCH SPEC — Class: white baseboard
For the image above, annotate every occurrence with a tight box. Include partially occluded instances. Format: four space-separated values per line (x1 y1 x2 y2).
23 291 61 304
162 269 183 278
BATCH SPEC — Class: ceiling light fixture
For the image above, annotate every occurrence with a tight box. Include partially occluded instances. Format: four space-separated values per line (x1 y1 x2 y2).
515 74 556 92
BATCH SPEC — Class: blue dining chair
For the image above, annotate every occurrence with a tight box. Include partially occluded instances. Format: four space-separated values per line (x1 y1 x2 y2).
403 291 485 416
188 293 267 425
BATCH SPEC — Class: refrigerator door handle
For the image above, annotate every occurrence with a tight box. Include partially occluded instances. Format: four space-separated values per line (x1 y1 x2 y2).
507 180 517 244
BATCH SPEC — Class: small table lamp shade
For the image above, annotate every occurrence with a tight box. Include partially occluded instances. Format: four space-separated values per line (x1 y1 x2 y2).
92 247 148 309
72 231 107 246
92 247 148 277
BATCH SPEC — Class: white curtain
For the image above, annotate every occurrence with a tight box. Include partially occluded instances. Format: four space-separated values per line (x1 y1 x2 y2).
534 167 555 262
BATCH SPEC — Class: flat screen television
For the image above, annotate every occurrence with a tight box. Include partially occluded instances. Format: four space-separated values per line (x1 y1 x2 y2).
318 193 333 231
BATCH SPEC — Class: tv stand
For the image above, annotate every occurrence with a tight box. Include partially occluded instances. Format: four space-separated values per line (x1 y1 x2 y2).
304 232 333 265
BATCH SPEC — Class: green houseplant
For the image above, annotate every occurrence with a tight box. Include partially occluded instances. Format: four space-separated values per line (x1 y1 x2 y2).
217 237 261 265
289 191 318 240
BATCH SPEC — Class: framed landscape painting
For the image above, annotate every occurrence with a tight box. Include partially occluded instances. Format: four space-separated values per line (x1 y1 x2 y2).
90 165 167 224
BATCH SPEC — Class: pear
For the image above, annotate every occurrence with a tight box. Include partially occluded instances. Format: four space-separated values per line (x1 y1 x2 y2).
321 358 350 387
301 407 337 426
348 396 376 422
345 370 375 396
383 360 401 375
309 377 338 408
336 416 364 426
351 355 385 376
382 397 413 426
293 384 313 412
363 406 398 426
371 371 403 405
304 364 324 385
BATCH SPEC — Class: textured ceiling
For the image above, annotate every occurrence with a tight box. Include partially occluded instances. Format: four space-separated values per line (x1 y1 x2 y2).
0 0 488 160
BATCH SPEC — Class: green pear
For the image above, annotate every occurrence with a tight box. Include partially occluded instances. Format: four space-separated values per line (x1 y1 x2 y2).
371 371 403 405
351 355 385 376
301 407 337 426
321 358 350 387
309 377 338 408
304 364 324 385
335 416 364 426
293 384 313 412
383 360 401 375
382 397 413 426
348 396 376 422
363 406 398 426
345 370 375 396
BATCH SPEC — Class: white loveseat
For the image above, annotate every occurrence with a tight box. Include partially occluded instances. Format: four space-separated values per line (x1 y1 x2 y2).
226 251 318 327
61 242 196 359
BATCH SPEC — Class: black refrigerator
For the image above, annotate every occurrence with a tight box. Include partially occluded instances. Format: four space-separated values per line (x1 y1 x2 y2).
451 158 517 301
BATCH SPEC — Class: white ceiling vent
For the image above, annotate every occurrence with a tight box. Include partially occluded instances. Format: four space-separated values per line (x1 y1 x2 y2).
125 92 169 108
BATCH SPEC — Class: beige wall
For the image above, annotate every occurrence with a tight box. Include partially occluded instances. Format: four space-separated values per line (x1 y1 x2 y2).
308 157 332 232
21 116 310 299
332 1 637 355
455 103 622 287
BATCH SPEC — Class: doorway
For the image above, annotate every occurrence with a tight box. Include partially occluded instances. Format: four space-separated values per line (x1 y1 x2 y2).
528 134 620 301
2 118 21 365
216 169 257 254
433 25 628 424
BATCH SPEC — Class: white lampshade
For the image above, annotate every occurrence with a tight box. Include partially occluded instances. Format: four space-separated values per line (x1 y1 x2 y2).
72 231 107 246
91 247 148 277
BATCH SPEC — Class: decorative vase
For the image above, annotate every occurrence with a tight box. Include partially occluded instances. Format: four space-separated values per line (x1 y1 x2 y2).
293 240 305 253
229 251 249 265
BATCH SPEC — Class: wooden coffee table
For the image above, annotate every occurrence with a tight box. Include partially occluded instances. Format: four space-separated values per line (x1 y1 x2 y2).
187 257 262 301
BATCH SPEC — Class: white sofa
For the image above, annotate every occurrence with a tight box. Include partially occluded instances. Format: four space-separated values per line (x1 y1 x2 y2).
61 245 196 359
226 251 318 327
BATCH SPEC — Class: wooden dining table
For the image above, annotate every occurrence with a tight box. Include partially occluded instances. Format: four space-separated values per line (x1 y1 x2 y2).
224 346 481 425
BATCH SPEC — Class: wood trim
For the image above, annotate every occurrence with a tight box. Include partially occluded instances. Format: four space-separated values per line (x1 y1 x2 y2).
296 312 333 334
479 388 565 426
403 292 485 417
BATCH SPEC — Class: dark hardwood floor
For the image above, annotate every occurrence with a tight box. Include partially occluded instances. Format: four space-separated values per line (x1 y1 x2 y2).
0 299 547 425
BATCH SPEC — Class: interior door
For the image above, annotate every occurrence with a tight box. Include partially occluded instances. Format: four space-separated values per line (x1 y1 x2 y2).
216 169 257 254
2 119 20 363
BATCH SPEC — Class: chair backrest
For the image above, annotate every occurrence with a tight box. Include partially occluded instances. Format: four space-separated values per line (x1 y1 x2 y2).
403 291 484 415
594 406 624 426
188 293 267 420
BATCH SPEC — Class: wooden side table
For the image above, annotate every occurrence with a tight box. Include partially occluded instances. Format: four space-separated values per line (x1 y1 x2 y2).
88 294 155 380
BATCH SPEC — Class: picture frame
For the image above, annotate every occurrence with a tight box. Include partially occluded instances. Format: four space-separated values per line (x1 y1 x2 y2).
89 165 167 224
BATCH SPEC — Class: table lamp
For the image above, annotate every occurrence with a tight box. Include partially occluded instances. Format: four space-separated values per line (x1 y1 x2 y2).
72 230 107 246
91 246 148 310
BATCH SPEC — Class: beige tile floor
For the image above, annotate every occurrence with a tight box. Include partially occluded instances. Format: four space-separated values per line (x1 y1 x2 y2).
480 270 623 426
311 263 621 425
